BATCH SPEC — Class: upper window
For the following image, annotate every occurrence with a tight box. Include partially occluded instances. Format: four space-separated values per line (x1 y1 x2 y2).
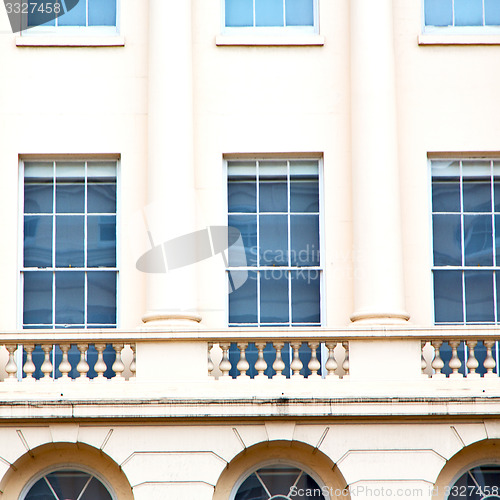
21 0 118 34
23 469 114 500
223 0 317 33
424 0 500 32
447 464 500 499
431 159 500 324
232 464 327 500
227 159 322 327
21 160 118 329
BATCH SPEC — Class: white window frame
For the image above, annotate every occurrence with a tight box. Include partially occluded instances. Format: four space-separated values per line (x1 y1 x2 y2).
221 0 319 35
422 0 500 35
18 157 120 330
19 0 120 37
225 157 325 328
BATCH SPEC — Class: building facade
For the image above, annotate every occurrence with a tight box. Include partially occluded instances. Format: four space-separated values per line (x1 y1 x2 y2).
0 0 500 498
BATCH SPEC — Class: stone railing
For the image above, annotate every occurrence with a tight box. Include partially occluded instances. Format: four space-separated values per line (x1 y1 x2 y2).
0 327 497 383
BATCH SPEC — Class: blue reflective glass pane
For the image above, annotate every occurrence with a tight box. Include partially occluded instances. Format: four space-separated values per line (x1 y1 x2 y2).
290 180 319 212
433 270 463 323
286 0 314 26
455 0 483 25
235 473 267 500
87 216 116 267
425 0 453 26
24 215 53 267
228 181 256 213
58 0 86 25
225 0 253 26
432 179 460 212
23 272 52 325
433 214 462 266
88 272 117 324
88 184 116 213
28 3 56 26
485 0 500 24
55 271 84 324
497 273 500 321
463 180 492 212
56 183 84 213
260 270 289 323
259 180 287 212
56 215 84 267
494 180 500 211
89 0 116 25
290 215 319 266
46 471 93 499
256 0 284 26
24 477 54 499
229 271 257 324
25 183 53 213
496 216 500 266
465 271 494 322
259 215 288 266
291 270 320 323
464 214 493 266
228 215 257 266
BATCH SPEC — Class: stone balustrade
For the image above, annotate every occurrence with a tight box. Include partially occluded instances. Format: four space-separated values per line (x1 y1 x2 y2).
0 328 497 384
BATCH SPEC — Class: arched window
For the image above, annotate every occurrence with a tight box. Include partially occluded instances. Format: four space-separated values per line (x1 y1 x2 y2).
233 464 328 500
447 464 500 499
22 468 114 500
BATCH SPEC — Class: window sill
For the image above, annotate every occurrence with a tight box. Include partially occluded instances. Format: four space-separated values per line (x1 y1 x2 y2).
15 35 125 47
215 34 324 46
418 34 500 45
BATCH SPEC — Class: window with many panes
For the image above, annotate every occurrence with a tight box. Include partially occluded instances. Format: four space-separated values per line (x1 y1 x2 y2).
223 0 317 33
232 464 327 500
446 464 500 499
22 160 117 329
24 0 117 32
431 159 500 324
227 159 322 327
424 0 500 32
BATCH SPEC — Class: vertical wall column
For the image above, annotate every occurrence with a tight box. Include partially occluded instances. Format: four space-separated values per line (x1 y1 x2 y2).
142 0 201 327
350 0 409 324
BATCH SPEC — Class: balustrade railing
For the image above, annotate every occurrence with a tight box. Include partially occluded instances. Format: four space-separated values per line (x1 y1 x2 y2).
209 341 349 379
2 342 135 382
0 328 497 385
422 338 499 379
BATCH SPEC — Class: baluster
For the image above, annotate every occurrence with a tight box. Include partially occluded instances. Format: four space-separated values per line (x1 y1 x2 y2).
342 341 349 377
219 343 232 378
290 342 303 378
431 340 445 378
449 340 463 378
112 343 125 379
421 340 428 377
325 342 338 378
308 342 321 378
41 344 53 380
23 344 36 380
76 343 89 380
129 344 137 380
272 342 285 378
94 343 107 379
5 344 18 382
207 342 214 379
466 340 479 378
237 343 250 379
254 342 268 379
58 344 72 380
484 340 497 378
